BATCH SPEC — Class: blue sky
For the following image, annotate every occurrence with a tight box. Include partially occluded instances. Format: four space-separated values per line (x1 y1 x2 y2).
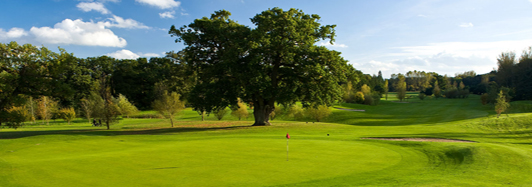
2 0 532 78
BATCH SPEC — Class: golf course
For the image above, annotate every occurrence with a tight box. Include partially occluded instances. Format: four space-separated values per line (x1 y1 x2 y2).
1 93 531 186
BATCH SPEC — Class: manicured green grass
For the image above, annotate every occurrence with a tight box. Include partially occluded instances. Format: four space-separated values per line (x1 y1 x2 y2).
1 94 532 186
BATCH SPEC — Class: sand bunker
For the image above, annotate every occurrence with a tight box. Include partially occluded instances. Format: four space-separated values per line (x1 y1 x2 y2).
362 137 476 143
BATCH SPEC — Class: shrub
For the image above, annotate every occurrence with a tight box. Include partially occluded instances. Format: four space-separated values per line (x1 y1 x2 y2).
270 105 283 120
480 93 489 105
363 94 373 105
231 98 249 120
305 105 332 122
371 93 381 105
58 107 76 125
214 107 228 120
354 92 365 104
287 105 304 120
5 106 30 129
418 93 426 100
444 88 459 98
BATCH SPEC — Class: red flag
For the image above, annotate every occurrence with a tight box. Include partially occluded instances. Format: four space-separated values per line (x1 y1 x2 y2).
286 133 290 139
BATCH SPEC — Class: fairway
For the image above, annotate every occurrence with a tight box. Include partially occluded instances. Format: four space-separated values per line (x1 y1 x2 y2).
2 95 532 186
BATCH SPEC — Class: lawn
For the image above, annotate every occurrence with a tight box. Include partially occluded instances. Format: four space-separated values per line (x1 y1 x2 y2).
1 94 532 186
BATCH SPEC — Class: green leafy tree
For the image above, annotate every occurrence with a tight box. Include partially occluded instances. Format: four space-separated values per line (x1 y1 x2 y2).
169 8 347 126
496 52 516 88
37 96 59 125
305 105 332 122
343 81 354 103
0 42 54 127
495 90 510 118
81 92 104 124
395 74 407 101
117 94 139 118
231 99 249 120
384 80 389 100
153 91 185 127
433 81 442 98
58 107 76 125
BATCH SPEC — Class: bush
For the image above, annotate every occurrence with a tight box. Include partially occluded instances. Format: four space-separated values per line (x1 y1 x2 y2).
214 107 228 120
270 105 283 120
287 105 304 120
444 88 459 98
371 93 381 105
459 89 470 98
58 107 76 125
231 98 249 120
480 93 489 105
363 94 373 105
305 105 332 122
354 92 365 104
418 93 426 100
4 106 30 129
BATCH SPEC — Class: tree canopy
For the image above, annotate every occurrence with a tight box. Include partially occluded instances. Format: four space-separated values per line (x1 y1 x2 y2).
169 8 348 126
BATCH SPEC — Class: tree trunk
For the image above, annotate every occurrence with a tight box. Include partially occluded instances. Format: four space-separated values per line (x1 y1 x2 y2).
170 116 174 127
252 101 273 126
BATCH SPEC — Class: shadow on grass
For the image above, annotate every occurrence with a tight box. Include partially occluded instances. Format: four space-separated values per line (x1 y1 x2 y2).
0 125 251 140
384 131 532 142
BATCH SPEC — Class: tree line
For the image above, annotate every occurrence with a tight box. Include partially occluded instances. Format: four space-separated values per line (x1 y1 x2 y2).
2 8 355 128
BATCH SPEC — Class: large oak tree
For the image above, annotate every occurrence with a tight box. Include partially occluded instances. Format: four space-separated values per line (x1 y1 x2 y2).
170 8 348 126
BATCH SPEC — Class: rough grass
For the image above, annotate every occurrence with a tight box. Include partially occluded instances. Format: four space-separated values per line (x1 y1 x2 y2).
1 94 532 186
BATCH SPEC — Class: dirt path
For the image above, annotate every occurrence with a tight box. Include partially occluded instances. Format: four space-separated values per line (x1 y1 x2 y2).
333 107 365 112
361 137 476 143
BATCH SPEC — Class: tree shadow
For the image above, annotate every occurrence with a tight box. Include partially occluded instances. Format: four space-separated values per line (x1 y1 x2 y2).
0 125 251 140
380 131 532 142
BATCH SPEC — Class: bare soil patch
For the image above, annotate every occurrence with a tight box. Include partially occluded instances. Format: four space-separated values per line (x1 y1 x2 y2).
362 137 476 143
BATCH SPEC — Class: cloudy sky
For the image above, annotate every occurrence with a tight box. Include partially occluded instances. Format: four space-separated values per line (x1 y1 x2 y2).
2 0 532 78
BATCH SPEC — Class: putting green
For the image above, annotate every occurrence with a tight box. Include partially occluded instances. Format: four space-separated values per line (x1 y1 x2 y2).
1 136 401 186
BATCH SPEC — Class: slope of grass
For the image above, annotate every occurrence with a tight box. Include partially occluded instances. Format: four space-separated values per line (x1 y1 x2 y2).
1 94 532 186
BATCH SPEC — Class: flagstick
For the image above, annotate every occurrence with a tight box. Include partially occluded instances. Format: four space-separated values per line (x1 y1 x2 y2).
287 138 289 161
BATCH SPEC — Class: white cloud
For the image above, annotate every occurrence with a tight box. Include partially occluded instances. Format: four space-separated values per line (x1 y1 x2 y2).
391 39 532 58
529 0 532 3
77 2 110 14
135 0 180 9
459 22 474 28
363 39 532 78
106 49 161 59
318 42 348 48
106 15 149 29
106 49 139 59
159 11 175 18
356 54 494 78
29 19 127 47
180 12 189 16
0 28 28 40
139 52 161 57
